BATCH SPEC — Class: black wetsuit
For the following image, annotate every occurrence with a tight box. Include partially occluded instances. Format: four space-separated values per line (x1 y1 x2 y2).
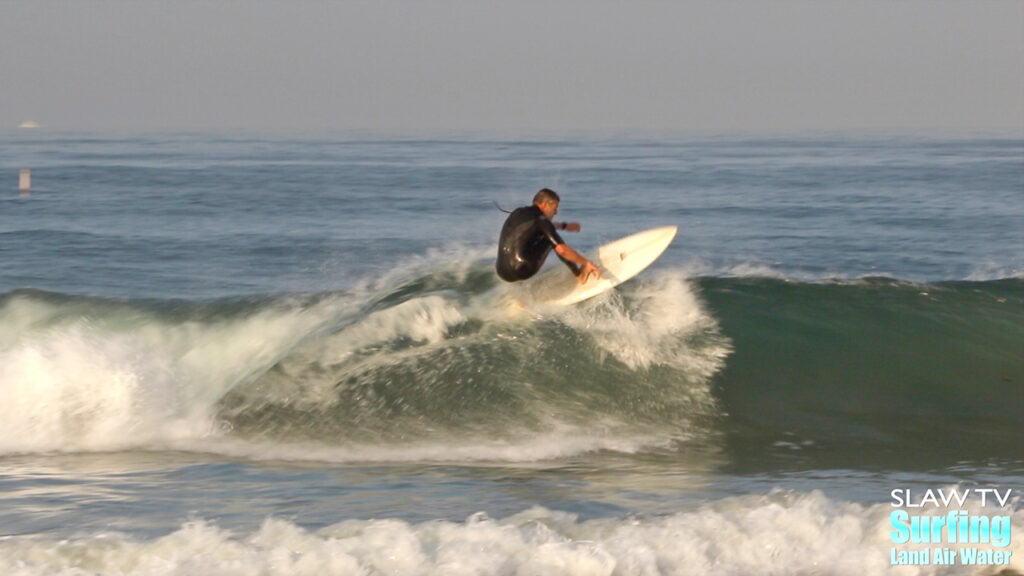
496 205 579 281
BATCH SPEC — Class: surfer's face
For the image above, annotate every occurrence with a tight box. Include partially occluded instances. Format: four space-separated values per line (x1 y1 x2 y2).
539 200 559 219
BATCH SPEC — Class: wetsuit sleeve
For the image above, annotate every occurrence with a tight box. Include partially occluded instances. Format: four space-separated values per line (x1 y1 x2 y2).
539 217 564 247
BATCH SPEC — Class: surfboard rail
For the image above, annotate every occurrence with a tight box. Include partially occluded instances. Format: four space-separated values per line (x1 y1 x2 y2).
525 225 678 307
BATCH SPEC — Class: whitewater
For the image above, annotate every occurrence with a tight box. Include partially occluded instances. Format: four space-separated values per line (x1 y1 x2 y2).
1 134 1021 575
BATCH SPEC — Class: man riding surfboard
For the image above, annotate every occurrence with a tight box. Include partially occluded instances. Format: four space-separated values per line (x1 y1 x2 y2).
495 188 601 284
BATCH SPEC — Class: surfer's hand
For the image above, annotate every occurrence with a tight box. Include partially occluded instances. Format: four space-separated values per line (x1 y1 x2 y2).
578 262 601 284
562 222 581 232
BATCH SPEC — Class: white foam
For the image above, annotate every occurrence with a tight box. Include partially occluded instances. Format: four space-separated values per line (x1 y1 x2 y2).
0 326 188 453
219 269 728 457
168 425 674 465
965 262 1024 281
559 271 731 375
679 257 797 280
721 261 795 280
0 258 730 458
239 293 472 411
0 299 336 455
2 491 1019 575
329 295 466 357
348 243 493 296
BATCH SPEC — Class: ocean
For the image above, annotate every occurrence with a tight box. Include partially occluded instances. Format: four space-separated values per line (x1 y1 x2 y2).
1 133 1021 575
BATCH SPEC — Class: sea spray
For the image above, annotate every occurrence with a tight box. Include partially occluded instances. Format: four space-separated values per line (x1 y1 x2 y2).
0 325 186 453
218 269 730 455
0 291 343 454
560 270 731 373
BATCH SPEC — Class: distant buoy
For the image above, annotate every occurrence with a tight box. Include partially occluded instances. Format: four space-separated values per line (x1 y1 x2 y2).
19 169 31 196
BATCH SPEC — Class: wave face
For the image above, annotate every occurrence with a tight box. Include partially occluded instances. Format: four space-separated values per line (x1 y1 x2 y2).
0 268 728 459
2 270 1020 467
702 276 1024 468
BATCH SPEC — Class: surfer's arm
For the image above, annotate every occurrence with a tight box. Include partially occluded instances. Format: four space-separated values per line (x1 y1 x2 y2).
554 222 580 232
554 244 601 283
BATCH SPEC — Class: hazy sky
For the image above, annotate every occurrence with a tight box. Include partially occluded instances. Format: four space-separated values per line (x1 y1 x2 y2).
2 1 1022 136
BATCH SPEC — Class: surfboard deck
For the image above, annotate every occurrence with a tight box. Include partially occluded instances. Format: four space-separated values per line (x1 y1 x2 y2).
514 226 677 308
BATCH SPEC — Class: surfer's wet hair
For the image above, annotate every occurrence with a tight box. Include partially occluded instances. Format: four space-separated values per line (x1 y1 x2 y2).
533 188 560 205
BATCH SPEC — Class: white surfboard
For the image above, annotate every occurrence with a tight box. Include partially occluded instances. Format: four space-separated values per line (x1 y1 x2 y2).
522 226 677 307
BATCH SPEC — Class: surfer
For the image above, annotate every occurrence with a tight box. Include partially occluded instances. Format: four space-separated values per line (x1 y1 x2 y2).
496 188 601 284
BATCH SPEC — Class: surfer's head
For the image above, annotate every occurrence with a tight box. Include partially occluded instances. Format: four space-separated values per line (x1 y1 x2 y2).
533 188 560 218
